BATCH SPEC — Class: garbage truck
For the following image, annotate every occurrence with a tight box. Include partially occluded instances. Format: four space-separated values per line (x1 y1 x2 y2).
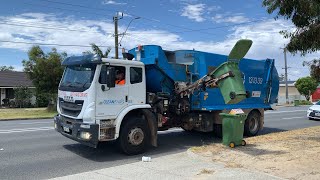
54 40 279 154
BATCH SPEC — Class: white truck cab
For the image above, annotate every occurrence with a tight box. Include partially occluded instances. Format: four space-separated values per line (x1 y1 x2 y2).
54 55 158 155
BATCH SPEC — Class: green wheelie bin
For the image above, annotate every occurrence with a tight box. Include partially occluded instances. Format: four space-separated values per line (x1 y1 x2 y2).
211 61 247 104
220 113 247 148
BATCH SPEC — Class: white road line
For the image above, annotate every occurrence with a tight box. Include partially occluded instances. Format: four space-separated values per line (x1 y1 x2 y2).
282 116 305 120
19 122 52 125
0 127 54 134
265 110 306 114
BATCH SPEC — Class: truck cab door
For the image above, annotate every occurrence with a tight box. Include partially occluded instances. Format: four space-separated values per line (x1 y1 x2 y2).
128 66 146 105
96 65 128 118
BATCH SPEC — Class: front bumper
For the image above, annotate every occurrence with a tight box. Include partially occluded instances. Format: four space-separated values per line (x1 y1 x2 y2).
307 111 320 119
54 115 99 148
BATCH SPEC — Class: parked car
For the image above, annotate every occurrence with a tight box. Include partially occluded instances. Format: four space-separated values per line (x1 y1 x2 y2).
307 101 320 120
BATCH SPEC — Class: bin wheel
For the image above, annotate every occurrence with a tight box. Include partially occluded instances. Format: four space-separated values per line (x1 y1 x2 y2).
229 142 235 148
229 92 236 99
241 140 246 146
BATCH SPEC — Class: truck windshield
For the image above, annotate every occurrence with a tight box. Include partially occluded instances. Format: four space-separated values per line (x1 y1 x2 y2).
59 65 96 92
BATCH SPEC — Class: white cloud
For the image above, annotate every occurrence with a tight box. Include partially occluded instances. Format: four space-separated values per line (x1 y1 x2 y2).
102 0 127 5
207 6 221 12
181 4 206 22
212 14 250 23
0 13 317 80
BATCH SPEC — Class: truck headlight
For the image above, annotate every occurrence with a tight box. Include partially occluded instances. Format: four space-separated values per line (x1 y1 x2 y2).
80 132 92 140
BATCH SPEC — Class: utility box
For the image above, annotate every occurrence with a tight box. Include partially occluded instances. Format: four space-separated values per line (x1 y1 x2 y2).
220 112 247 148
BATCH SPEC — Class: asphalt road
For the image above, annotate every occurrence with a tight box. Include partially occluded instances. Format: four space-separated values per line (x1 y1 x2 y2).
0 106 319 180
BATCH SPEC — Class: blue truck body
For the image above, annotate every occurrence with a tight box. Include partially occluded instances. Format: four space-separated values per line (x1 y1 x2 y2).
129 45 279 111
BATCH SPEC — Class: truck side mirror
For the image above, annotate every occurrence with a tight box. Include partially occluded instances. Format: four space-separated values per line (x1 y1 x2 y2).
106 67 116 88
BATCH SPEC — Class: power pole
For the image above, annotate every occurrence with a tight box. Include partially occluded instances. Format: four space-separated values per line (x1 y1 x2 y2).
281 45 289 104
113 12 123 59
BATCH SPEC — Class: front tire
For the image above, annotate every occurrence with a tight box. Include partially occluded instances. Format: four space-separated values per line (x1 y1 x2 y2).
244 111 261 136
118 118 150 155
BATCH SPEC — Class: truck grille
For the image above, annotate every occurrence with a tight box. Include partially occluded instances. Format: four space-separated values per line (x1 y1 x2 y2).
59 98 84 117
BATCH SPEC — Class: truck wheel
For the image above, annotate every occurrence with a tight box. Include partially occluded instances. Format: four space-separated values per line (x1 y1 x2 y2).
118 118 150 155
244 111 261 137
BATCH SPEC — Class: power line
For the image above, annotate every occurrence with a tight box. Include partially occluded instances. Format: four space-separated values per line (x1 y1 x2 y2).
37 0 275 38
40 0 201 34
38 0 235 35
0 40 112 48
0 21 111 34
129 19 268 35
41 0 116 13
23 2 114 17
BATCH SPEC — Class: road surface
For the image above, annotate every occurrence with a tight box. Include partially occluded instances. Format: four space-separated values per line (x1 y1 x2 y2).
0 106 319 180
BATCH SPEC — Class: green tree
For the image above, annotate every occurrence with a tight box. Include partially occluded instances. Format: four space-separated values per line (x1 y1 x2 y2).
295 77 318 101
14 86 33 108
0 65 14 71
263 0 320 55
22 46 66 108
303 59 320 82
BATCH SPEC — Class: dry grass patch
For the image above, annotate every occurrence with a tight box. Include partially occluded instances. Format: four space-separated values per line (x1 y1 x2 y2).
191 126 320 180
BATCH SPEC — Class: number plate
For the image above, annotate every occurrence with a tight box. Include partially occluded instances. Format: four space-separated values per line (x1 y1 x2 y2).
63 126 70 133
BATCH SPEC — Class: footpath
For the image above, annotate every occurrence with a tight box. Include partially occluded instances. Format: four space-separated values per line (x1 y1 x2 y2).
51 151 281 180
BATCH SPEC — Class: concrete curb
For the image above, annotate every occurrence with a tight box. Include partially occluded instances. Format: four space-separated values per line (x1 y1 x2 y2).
276 104 311 107
0 117 53 121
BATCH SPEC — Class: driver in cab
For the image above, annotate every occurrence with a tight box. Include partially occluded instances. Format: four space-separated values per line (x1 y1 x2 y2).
115 70 125 85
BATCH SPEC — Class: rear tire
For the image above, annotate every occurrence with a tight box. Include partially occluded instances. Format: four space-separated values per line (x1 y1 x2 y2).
118 118 150 155
244 111 261 137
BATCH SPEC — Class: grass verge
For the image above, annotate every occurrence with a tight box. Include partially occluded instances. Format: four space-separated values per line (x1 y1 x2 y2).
191 126 320 180
0 108 57 120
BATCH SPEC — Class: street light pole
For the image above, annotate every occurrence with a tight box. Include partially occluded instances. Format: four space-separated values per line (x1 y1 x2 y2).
281 45 289 104
118 17 140 47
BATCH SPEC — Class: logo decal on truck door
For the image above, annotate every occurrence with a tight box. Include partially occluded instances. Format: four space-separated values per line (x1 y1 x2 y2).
99 99 125 105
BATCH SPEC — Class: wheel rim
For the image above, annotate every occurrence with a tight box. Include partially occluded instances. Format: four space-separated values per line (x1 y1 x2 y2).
127 127 144 146
249 117 259 134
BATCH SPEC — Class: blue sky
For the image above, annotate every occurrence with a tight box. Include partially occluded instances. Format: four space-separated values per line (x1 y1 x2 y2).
0 0 318 80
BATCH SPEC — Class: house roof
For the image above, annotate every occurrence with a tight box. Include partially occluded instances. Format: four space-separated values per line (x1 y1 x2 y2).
0 71 34 87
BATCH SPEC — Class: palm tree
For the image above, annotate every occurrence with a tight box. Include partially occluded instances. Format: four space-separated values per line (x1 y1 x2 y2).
83 43 111 58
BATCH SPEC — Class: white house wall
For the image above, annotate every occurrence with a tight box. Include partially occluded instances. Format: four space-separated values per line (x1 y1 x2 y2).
0 88 5 105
